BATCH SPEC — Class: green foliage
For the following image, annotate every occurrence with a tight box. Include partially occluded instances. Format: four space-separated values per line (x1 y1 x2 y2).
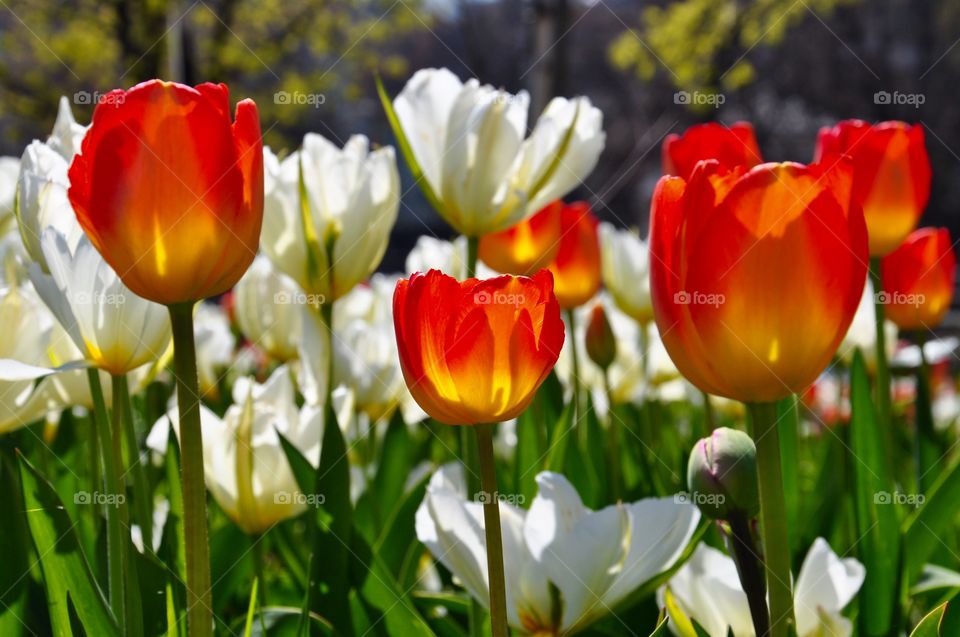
609 0 860 98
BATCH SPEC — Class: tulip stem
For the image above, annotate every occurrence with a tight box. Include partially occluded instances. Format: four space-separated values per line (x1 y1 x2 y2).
869 258 893 441
747 401 795 637
462 235 481 495
603 372 621 501
169 303 214 637
87 368 124 628
914 333 937 493
474 423 509 637
566 309 582 427
116 374 153 553
727 514 770 637
111 374 144 637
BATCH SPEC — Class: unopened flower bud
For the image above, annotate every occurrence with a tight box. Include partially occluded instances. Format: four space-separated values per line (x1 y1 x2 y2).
687 427 759 520
585 303 617 370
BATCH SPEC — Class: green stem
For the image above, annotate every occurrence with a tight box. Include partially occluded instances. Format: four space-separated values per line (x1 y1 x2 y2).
747 401 795 637
702 390 716 433
169 303 213 637
727 514 770 637
870 258 893 439
111 374 143 637
87 368 124 627
301 299 334 636
915 333 937 493
462 236 481 494
604 372 621 501
475 424 508 637
117 375 153 552
252 535 268 634
566 309 581 430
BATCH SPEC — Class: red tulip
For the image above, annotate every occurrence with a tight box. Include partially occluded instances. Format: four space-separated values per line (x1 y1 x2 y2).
649 160 867 402
548 201 602 309
815 120 930 257
662 122 762 180
881 227 955 330
478 200 562 275
68 80 263 305
393 269 564 425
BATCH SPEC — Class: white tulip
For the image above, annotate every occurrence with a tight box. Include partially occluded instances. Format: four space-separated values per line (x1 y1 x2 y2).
15 140 84 271
599 223 653 324
0 282 56 433
29 229 171 375
260 134 400 301
194 302 236 397
150 365 353 534
233 255 304 362
392 68 605 236
404 234 496 279
297 273 424 423
0 156 19 232
660 538 865 637
47 96 88 161
891 336 959 369
416 465 700 635
840 279 897 371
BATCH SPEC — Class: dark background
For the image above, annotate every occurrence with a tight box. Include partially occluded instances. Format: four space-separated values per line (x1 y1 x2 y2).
1 0 956 276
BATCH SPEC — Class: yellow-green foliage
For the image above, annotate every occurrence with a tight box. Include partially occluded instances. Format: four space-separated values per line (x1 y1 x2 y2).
609 0 859 102
0 0 429 149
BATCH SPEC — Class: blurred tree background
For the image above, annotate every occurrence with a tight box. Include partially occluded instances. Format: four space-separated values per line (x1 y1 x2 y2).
1 0 958 290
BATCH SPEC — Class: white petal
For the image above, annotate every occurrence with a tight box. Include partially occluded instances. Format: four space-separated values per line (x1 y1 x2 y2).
793 538 864 637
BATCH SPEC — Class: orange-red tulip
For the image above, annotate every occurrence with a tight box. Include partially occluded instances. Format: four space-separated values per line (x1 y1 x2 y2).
68 80 263 305
649 160 867 403
815 120 930 257
478 200 563 275
662 122 762 180
548 201 601 309
881 227 955 330
393 269 564 425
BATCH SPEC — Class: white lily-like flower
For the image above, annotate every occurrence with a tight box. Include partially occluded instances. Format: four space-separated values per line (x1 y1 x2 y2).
233 255 305 362
0 282 56 433
660 538 865 637
599 223 653 325
15 140 84 271
28 229 171 375
260 134 400 301
392 67 605 236
149 365 353 534
416 464 700 635
840 279 897 371
891 336 959 369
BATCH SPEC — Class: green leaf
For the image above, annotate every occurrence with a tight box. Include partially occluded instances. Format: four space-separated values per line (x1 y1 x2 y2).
904 454 960 583
243 577 259 637
276 429 315 497
375 74 446 217
17 452 120 637
0 449 31 637
908 601 949 637
307 409 354 635
372 412 417 528
373 474 430 580
647 610 671 637
545 402 574 474
849 349 900 636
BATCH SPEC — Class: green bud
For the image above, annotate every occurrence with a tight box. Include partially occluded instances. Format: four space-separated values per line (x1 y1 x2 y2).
686 427 759 520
